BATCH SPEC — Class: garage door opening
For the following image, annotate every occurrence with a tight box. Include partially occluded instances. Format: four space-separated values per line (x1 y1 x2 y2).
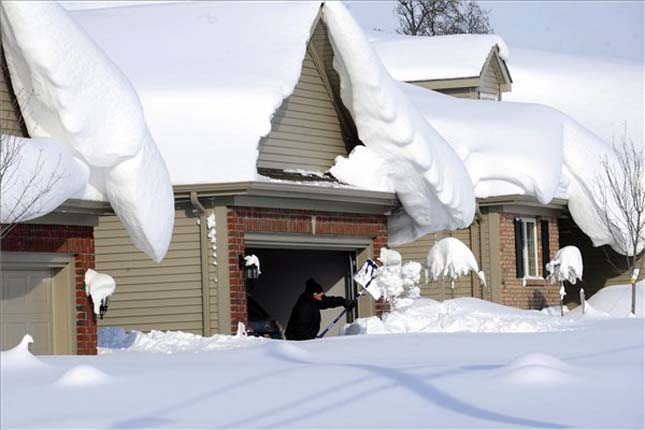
246 248 357 338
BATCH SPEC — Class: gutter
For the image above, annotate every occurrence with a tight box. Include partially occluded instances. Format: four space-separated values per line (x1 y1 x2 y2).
190 191 212 337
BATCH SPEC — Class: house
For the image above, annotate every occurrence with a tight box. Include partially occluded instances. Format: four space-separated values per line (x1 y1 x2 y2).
2 0 630 351
371 32 636 307
0 48 107 355
70 2 399 336
370 33 512 100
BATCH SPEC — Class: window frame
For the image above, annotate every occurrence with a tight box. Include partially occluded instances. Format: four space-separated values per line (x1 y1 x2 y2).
519 217 540 279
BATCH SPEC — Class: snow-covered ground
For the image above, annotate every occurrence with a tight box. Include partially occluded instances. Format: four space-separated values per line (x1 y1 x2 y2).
2 296 643 429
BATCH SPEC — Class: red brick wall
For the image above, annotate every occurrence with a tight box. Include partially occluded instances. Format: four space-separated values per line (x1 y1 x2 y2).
499 214 561 309
1 224 97 355
226 207 388 332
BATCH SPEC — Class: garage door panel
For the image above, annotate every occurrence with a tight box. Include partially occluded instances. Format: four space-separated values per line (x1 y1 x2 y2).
1 269 54 354
2 270 52 313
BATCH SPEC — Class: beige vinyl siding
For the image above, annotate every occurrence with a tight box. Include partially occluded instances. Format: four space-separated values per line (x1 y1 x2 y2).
257 20 353 173
436 87 479 99
479 54 501 98
96 208 207 333
393 228 477 299
0 49 26 137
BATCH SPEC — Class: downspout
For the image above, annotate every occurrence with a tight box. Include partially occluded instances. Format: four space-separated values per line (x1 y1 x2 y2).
190 191 212 336
475 202 485 299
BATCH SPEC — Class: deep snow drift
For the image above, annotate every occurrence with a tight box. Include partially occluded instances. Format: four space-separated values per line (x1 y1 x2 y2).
579 281 644 318
0 1 173 261
2 317 642 428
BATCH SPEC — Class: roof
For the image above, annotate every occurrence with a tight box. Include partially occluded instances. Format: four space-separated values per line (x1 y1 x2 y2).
369 32 511 84
69 1 322 186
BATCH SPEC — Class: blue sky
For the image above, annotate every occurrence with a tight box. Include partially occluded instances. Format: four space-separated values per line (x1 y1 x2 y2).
346 1 644 62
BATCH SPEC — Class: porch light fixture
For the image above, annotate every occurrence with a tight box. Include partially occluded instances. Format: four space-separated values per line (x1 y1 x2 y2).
239 254 261 280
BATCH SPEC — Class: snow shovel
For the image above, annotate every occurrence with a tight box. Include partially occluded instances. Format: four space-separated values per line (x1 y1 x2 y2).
317 259 380 339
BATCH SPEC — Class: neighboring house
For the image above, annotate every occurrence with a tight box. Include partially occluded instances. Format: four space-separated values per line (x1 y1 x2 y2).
0 50 106 355
373 33 632 307
370 33 512 100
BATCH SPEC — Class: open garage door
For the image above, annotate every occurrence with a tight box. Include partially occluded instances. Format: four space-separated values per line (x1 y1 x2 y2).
246 248 357 338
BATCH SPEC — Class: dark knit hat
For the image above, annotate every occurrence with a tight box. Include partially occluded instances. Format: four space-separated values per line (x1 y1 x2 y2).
305 278 323 294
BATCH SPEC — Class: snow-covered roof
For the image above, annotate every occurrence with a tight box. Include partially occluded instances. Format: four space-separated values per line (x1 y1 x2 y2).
369 32 510 82
504 48 644 148
68 1 321 186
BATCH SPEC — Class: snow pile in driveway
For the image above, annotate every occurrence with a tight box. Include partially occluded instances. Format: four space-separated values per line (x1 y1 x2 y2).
342 297 586 335
370 32 508 81
98 327 268 354
1 1 173 262
323 3 476 245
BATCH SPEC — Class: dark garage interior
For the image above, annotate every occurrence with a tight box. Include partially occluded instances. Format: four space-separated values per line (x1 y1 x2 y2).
246 248 356 338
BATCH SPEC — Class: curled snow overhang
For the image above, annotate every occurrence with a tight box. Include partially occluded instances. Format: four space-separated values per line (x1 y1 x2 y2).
0 1 173 262
400 81 639 255
322 2 476 245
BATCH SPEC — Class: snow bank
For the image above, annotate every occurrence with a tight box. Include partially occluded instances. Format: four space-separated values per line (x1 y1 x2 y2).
546 246 583 284
0 136 87 223
84 269 116 317
505 49 644 148
370 33 509 82
426 237 485 287
97 327 267 355
68 2 320 185
323 3 476 244
0 335 44 370
1 1 174 262
342 297 584 335
500 353 572 385
54 365 111 388
581 281 644 318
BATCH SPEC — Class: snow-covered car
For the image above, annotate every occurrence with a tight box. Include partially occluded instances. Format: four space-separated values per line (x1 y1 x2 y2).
247 296 284 339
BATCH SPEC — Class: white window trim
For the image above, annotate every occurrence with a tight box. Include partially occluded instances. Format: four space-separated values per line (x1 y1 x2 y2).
519 217 541 281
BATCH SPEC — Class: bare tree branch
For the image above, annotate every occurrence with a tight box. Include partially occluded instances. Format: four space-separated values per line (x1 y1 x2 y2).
595 133 645 314
397 0 493 36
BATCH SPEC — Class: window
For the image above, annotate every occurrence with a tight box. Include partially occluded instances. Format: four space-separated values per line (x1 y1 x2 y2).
514 218 540 279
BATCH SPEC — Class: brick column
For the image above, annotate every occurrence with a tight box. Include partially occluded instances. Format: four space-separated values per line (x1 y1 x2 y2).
225 207 389 332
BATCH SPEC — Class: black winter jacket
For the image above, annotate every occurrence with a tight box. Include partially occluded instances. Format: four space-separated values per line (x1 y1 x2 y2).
285 293 347 340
